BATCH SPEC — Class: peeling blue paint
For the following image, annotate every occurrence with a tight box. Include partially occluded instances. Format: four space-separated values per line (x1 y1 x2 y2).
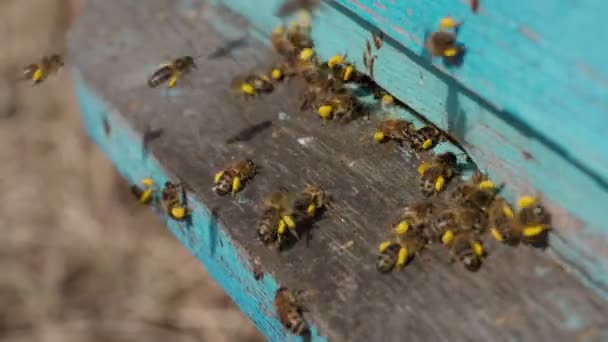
73 70 328 342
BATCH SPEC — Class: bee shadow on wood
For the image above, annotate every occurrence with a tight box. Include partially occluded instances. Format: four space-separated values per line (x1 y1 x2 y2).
207 206 221 256
207 34 250 60
226 120 273 144
142 125 164 158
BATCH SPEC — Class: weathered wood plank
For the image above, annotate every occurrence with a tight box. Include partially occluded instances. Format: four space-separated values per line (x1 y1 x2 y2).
68 0 608 341
217 0 608 297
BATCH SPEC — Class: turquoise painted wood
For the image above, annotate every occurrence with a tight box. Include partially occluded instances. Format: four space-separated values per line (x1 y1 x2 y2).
73 71 328 342
212 0 608 295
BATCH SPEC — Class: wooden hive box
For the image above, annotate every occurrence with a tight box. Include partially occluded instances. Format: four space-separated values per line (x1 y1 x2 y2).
68 0 608 340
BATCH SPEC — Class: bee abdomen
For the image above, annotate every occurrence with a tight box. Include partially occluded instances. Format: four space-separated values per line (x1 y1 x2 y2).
287 315 309 336
212 175 232 195
148 67 172 88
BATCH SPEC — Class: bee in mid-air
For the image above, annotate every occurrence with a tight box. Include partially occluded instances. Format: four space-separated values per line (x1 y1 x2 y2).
257 191 298 246
275 0 320 17
444 230 485 272
516 195 551 244
426 31 460 58
130 178 157 204
293 184 328 218
212 159 257 196
376 230 425 273
373 119 416 145
162 181 190 221
418 152 459 196
488 196 518 244
22 54 64 85
275 287 317 336
148 56 197 88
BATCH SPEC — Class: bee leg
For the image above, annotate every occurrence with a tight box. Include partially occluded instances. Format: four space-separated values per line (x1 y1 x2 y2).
231 176 242 195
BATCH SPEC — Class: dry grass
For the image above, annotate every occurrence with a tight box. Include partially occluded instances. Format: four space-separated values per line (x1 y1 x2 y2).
0 1 263 341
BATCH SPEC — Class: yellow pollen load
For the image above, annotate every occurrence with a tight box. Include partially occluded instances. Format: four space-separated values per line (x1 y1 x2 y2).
282 215 296 228
214 171 224 183
241 83 255 95
142 178 155 186
299 48 314 61
171 206 186 219
231 177 241 193
523 224 547 237
490 228 504 241
307 204 316 217
382 94 394 105
517 195 537 209
318 105 333 118
417 162 430 176
273 25 284 34
140 189 153 204
277 220 287 234
168 74 179 88
373 131 385 143
378 241 392 252
328 54 345 68
502 205 514 219
343 65 354 81
472 241 484 256
422 138 433 150
33 68 43 81
439 16 458 30
271 68 282 80
443 47 459 57
441 230 454 245
478 180 495 190
394 221 409 235
397 247 409 267
435 175 445 192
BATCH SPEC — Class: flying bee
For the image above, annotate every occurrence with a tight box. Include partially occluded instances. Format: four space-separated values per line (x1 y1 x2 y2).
162 181 190 221
148 56 197 88
275 287 317 336
516 195 551 244
411 125 443 151
275 0 320 17
430 206 487 245
293 184 328 218
271 25 297 58
376 230 425 273
426 31 460 57
445 230 485 272
213 159 257 196
130 178 157 204
257 191 298 246
22 54 64 85
373 119 415 144
286 22 314 51
418 152 459 196
488 196 518 244
439 16 462 31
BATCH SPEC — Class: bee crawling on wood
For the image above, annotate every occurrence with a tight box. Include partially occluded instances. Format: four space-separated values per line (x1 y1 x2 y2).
162 181 190 221
21 54 64 85
212 159 258 196
428 205 488 245
449 171 499 212
230 73 276 98
373 118 416 145
275 287 317 336
148 56 197 88
516 195 551 245
293 184 328 219
426 31 461 58
411 125 444 151
417 152 459 196
316 93 362 124
377 230 426 273
444 230 486 272
130 178 157 204
257 191 298 247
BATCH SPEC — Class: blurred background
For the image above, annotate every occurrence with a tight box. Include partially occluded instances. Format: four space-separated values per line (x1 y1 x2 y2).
0 1 263 341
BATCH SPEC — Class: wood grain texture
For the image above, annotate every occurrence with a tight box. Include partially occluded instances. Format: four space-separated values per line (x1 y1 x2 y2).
68 0 608 341
217 0 608 297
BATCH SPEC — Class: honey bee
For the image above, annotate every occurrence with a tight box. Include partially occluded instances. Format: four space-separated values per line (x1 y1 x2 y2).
516 195 551 244
444 230 485 271
148 56 197 88
162 181 190 221
411 125 443 151
22 54 64 85
286 22 314 51
271 25 297 58
372 31 384 50
488 196 518 244
251 256 264 281
448 171 498 212
257 192 298 246
393 201 435 235
376 230 425 273
275 287 314 336
429 206 487 244
130 178 157 204
316 93 361 124
373 119 415 144
426 31 460 58
212 159 257 196
275 0 320 17
418 152 459 196
293 184 328 218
